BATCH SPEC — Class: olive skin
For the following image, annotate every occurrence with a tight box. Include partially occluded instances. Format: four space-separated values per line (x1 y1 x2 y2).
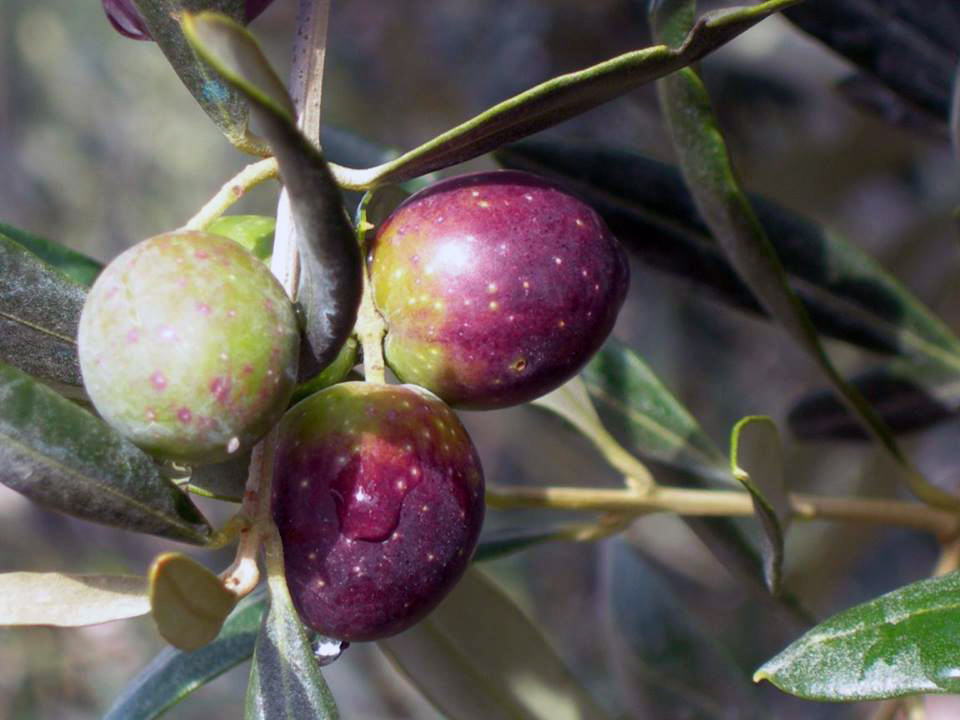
78 231 299 465
369 170 629 410
272 382 484 642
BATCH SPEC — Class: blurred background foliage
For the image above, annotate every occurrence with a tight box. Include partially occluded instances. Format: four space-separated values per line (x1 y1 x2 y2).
2 0 960 718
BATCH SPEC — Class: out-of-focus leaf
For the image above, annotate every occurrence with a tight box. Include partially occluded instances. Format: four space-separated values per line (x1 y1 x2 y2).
789 360 958 441
105 589 266 720
245 531 339 720
184 450 249 501
495 141 960 366
837 74 949 142
0 221 102 287
208 214 275 261
0 235 86 387
131 1 266 154
0 362 211 543
755 571 960 700
784 0 960 121
184 12 362 372
0 572 147 626
330 0 800 188
380 566 609 720
583 339 730 484
474 522 611 563
729 417 790 595
604 540 759 718
149 553 237 651
652 0 959 511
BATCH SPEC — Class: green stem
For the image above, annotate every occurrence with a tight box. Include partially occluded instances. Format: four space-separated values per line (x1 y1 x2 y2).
182 158 279 231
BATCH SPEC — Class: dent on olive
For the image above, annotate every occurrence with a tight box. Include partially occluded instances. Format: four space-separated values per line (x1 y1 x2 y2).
77 230 300 466
369 169 630 410
272 381 485 642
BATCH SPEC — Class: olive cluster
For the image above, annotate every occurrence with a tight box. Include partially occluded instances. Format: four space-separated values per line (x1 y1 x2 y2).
78 170 628 641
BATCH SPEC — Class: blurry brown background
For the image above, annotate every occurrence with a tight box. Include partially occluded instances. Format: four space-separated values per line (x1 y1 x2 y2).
2 1 960 718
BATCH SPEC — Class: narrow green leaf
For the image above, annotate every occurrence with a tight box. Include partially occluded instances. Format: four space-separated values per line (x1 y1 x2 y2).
207 214 275 262
582 339 730 484
788 359 959 441
105 589 266 720
380 567 610 720
0 572 147 626
0 235 86 387
149 553 237 651
184 12 362 371
334 0 801 188
473 523 608 563
131 0 267 154
183 450 249 501
495 140 960 366
652 0 960 511
784 0 959 121
289 336 358 405
245 530 339 720
605 540 760 718
755 571 960 700
0 362 211 544
0 221 102 287
729 416 790 595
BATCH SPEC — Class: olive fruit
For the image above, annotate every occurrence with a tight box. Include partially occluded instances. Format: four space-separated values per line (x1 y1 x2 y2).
78 231 299 465
272 382 484 641
369 170 629 409
102 0 276 41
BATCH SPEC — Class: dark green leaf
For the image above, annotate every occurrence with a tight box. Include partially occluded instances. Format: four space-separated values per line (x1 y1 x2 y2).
583 339 730 484
755 571 960 700
0 221 102 287
789 359 958 441
837 74 949 142
0 362 211 544
131 1 267 154
245 531 339 720
605 540 759 718
289 337 358 405
334 0 801 188
207 214 275 262
652 0 959 511
379 567 609 720
184 13 362 372
495 140 960 365
184 450 249 502
105 589 266 720
0 235 86 387
149 553 237 651
784 0 960 121
729 417 790 595
474 524 595 563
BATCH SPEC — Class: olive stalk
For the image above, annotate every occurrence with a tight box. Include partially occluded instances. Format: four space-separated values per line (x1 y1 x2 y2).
486 484 960 538
182 157 279 231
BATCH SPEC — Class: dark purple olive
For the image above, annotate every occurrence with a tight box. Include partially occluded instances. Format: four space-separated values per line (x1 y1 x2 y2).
273 381 485 641
369 170 630 410
102 0 276 41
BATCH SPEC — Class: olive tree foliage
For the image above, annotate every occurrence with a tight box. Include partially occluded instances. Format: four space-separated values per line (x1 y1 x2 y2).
3 0 960 718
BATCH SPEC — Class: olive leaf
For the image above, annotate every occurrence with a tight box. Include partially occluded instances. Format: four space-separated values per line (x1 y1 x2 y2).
332 0 801 188
0 362 211 544
183 12 363 372
0 235 86 387
0 572 148 626
784 0 960 122
604 540 761 718
245 530 339 720
379 567 610 720
130 0 267 154
183 450 249 502
729 416 790 595
652 0 960 511
755 571 960 700
207 214 275 262
495 140 960 366
0 220 102 287
105 588 266 720
788 359 959 441
149 553 238 651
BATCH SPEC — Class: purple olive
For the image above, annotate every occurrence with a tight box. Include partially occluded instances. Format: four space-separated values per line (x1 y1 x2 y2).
369 170 630 410
102 0 276 41
273 381 485 641
78 231 299 465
